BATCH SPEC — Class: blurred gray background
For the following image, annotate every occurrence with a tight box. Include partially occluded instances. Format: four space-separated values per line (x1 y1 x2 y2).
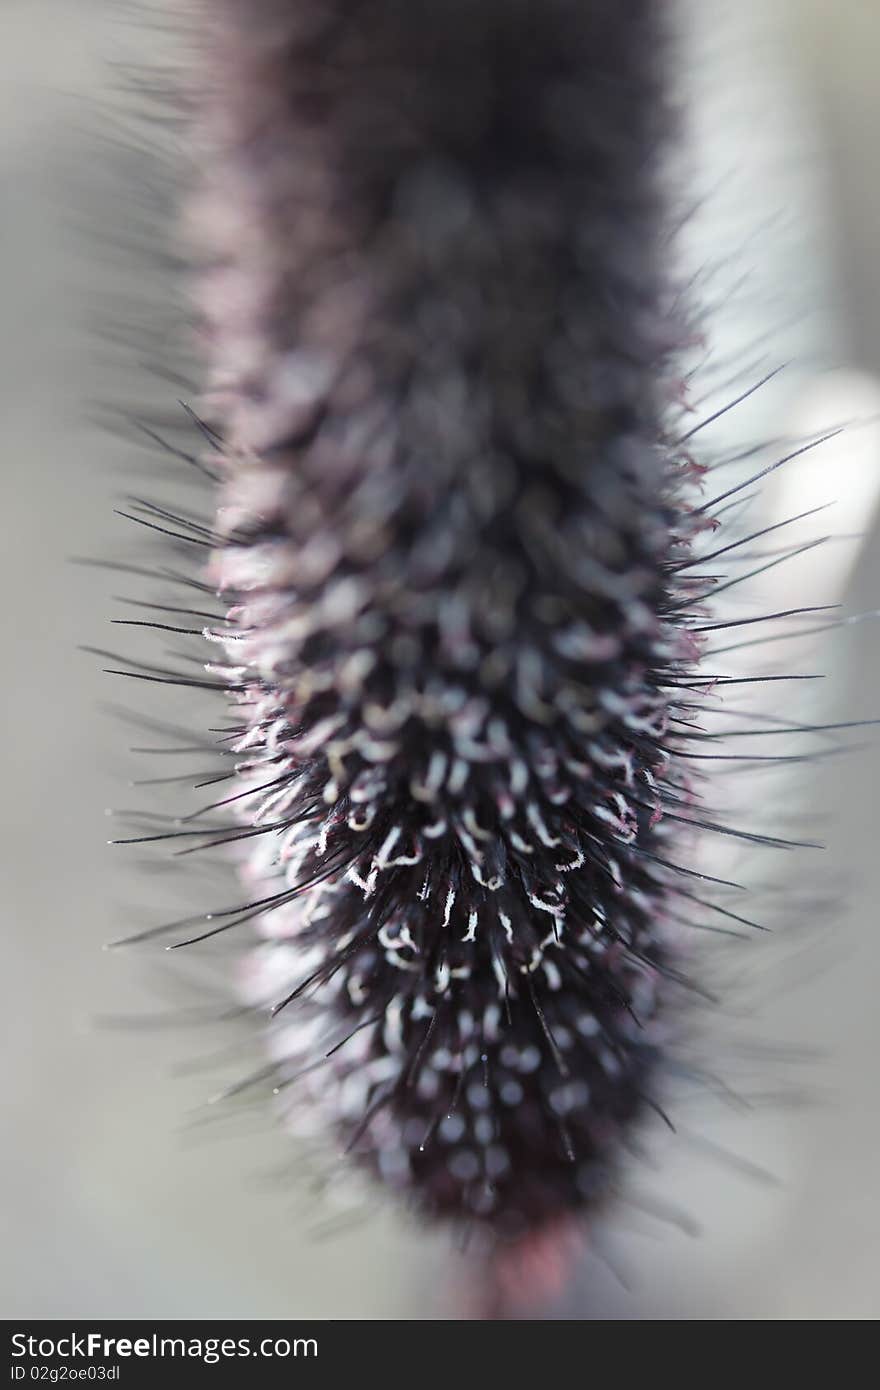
1 0 878 1319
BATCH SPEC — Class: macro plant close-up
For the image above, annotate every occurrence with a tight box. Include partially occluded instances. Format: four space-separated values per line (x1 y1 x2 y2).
3 0 880 1333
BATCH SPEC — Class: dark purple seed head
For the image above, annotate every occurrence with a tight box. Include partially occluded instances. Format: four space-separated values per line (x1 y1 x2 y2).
166 0 731 1273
